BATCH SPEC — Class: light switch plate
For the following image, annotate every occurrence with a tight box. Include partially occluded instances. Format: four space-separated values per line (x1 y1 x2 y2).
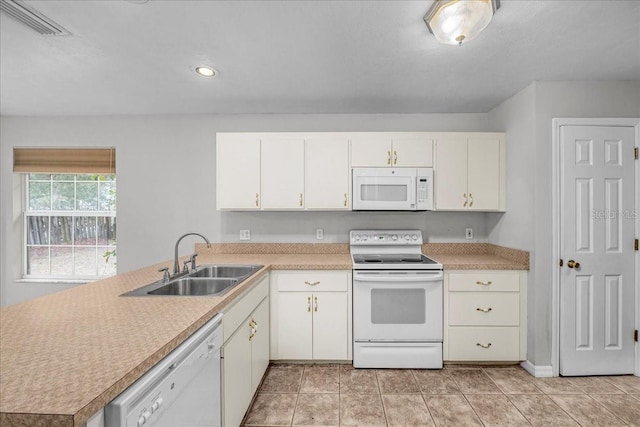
239 229 251 241
316 228 324 240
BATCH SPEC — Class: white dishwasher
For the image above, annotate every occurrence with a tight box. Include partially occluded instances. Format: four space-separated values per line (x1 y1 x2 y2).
105 313 223 427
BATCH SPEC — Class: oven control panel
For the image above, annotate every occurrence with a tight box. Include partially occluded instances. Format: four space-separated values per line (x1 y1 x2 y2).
350 230 423 245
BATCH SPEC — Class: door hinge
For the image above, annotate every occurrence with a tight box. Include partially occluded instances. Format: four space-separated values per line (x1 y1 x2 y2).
635 147 639 159
559 259 563 267
635 329 638 342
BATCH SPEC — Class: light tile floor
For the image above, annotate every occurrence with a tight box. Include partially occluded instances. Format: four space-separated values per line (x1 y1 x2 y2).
242 364 640 426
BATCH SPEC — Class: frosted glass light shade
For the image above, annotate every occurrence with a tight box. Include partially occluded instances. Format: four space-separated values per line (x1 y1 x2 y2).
424 0 499 46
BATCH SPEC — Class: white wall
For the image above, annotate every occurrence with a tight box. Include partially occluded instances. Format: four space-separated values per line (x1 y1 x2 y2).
487 82 537 365
488 80 640 369
0 113 489 306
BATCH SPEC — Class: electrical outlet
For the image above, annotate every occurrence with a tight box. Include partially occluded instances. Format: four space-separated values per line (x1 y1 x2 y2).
465 228 473 240
316 228 324 240
239 229 251 241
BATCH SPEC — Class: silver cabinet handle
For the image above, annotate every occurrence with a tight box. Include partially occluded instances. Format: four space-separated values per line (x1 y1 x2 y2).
393 150 398 165
476 307 492 313
307 296 311 312
314 296 318 312
387 150 391 165
476 281 493 286
305 281 320 286
476 343 492 349
463 193 468 207
469 193 474 207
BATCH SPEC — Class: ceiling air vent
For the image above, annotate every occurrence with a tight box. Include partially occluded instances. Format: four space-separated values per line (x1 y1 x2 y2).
0 0 70 35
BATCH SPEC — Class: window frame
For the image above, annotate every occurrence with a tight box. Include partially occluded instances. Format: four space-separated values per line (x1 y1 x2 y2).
22 173 117 281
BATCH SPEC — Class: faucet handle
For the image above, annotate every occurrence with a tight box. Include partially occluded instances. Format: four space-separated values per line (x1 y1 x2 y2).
158 267 170 283
190 253 198 270
182 260 190 273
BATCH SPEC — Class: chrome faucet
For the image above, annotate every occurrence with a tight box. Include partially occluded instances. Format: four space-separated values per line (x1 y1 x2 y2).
173 232 211 275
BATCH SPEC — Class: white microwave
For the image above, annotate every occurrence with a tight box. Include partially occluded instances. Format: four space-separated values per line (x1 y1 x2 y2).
352 167 433 211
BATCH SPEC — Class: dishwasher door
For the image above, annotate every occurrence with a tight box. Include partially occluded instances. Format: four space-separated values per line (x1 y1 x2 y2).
105 314 222 427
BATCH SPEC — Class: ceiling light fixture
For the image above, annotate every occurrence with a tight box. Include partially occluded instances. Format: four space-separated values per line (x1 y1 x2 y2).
195 66 217 78
424 0 500 46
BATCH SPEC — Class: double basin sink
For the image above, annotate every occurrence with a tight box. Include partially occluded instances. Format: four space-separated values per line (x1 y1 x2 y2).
123 265 263 297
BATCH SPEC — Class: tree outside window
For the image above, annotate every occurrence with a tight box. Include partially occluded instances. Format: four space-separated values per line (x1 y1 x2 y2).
25 173 116 279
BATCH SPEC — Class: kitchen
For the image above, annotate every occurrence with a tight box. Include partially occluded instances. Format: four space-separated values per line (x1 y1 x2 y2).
1 1 640 426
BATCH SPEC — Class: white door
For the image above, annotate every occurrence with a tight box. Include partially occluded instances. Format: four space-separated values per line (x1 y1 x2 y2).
560 125 636 376
467 136 501 210
350 134 392 167
277 292 313 359
305 136 350 209
392 136 434 167
434 136 468 210
261 137 305 209
312 292 348 360
216 134 261 209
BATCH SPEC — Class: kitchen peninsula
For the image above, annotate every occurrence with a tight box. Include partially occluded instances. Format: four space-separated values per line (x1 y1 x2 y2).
0 243 527 427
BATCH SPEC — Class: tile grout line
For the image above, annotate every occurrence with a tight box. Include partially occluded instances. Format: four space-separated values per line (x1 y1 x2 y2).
411 369 438 427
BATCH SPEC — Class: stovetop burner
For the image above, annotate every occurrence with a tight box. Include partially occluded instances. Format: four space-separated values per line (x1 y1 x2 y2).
350 229 443 270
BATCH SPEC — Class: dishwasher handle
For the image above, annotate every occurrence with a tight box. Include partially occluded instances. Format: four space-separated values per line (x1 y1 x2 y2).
353 271 443 282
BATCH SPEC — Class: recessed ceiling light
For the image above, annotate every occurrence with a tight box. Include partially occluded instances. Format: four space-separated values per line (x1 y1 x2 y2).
195 66 217 78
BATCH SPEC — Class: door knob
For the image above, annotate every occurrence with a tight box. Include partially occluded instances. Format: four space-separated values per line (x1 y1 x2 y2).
567 260 580 269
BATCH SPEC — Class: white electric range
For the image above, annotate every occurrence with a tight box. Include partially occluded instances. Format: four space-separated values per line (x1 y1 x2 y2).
350 230 443 369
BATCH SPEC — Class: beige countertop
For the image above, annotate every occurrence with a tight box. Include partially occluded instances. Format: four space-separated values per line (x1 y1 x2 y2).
0 244 527 427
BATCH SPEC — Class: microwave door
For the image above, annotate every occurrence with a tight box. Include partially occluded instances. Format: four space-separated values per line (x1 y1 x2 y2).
354 175 415 210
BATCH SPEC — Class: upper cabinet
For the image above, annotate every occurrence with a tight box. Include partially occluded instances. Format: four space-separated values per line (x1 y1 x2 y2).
216 133 350 211
216 133 261 210
434 133 505 211
306 135 350 210
216 131 504 212
350 133 434 167
261 136 305 210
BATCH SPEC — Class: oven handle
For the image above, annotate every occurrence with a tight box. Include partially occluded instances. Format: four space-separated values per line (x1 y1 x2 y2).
353 271 443 282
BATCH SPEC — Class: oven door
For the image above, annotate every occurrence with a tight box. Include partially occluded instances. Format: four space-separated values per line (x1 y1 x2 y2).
352 168 416 210
353 270 443 341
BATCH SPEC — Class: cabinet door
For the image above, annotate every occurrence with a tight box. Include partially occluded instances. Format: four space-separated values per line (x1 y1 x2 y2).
350 134 392 167
306 136 350 209
392 136 434 167
261 137 305 209
467 137 501 210
277 292 313 359
251 298 270 394
222 325 252 427
216 134 261 209
434 136 468 210
312 292 348 360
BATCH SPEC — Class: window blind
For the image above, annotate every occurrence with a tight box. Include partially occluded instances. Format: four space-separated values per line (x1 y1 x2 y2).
13 147 116 174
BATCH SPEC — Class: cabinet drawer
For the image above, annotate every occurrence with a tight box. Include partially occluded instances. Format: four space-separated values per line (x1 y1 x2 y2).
448 327 520 361
448 272 519 292
223 275 269 341
275 271 349 292
449 293 519 326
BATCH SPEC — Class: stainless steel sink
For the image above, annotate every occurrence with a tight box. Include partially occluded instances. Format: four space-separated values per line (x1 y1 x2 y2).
121 264 263 297
148 277 240 296
189 264 262 278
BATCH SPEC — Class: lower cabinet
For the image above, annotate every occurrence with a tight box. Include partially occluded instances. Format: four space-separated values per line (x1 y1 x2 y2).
270 270 352 361
444 270 527 362
221 276 270 427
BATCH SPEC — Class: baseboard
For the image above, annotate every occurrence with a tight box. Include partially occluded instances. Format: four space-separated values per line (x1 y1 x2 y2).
521 360 553 377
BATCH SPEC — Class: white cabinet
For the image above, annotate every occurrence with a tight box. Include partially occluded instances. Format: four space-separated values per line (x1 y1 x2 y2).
216 133 261 210
443 270 526 362
270 270 352 361
261 136 305 209
350 133 434 167
434 133 505 211
222 276 269 427
305 136 350 209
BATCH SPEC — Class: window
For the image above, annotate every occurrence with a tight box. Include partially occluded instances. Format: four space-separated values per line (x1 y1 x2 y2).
24 173 116 279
